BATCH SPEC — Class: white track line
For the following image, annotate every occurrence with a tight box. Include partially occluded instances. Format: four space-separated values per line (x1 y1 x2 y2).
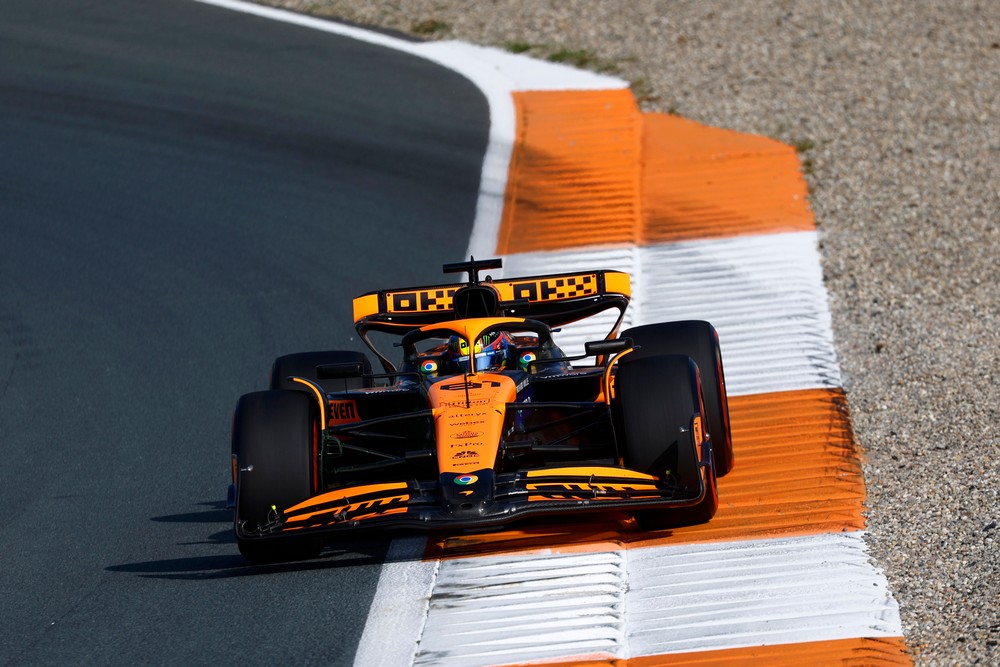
392 532 901 667
626 532 902 657
354 537 435 667
416 550 626 665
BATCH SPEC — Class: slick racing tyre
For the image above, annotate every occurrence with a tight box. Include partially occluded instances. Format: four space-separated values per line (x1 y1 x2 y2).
621 321 734 477
233 390 322 564
614 354 718 530
270 350 373 393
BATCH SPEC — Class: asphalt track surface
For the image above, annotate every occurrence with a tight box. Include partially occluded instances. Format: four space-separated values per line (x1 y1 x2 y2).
0 1 488 664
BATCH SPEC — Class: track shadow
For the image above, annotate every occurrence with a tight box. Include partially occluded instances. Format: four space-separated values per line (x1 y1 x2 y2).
151 500 231 524
105 544 391 580
106 499 416 579
112 501 655 579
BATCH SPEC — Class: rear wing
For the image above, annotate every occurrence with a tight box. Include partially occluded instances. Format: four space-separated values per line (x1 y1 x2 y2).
353 269 631 333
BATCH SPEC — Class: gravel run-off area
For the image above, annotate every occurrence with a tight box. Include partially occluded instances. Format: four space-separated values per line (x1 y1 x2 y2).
258 2 998 663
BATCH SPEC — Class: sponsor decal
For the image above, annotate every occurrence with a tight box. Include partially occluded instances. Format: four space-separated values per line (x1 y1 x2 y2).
454 450 477 459
511 274 597 302
453 430 480 439
328 399 359 424
286 493 408 525
388 288 456 313
441 380 502 391
525 481 659 501
347 495 408 513
445 421 486 429
438 399 492 408
454 474 478 485
420 359 438 375
518 352 536 370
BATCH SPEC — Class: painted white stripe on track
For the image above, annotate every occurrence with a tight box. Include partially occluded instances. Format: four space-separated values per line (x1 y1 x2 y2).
365 532 901 667
626 532 902 657
638 232 842 395
415 551 626 665
353 537 435 667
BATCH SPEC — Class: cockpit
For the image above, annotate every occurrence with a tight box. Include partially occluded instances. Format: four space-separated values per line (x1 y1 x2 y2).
400 320 566 379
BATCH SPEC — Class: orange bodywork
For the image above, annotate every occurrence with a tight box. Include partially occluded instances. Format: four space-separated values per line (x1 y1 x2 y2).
524 466 657 480
429 373 517 473
417 316 525 342
524 466 661 502
422 318 529 474
327 399 359 426
352 273 630 324
281 482 409 528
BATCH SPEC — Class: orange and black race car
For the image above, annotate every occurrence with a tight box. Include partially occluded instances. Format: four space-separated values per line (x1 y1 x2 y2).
228 258 733 563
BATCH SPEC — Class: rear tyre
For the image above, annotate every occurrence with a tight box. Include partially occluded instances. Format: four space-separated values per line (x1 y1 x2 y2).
270 350 373 393
621 321 733 477
614 354 718 530
233 390 323 564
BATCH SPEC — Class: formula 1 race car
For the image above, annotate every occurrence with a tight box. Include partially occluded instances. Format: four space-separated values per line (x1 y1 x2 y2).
229 258 733 563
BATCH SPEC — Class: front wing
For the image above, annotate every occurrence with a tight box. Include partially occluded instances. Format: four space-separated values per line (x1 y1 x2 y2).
237 464 710 540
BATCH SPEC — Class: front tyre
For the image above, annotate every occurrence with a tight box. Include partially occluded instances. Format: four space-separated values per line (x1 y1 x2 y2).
233 390 322 564
270 350 373 393
614 354 718 530
621 321 733 477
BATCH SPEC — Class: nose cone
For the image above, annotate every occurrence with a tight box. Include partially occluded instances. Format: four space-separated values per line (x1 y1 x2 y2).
440 470 495 518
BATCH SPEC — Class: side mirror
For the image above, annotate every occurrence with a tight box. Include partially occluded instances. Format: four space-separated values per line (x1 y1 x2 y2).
584 338 633 357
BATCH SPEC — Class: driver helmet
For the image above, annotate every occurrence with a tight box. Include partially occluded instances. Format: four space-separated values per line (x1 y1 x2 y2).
447 331 510 372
